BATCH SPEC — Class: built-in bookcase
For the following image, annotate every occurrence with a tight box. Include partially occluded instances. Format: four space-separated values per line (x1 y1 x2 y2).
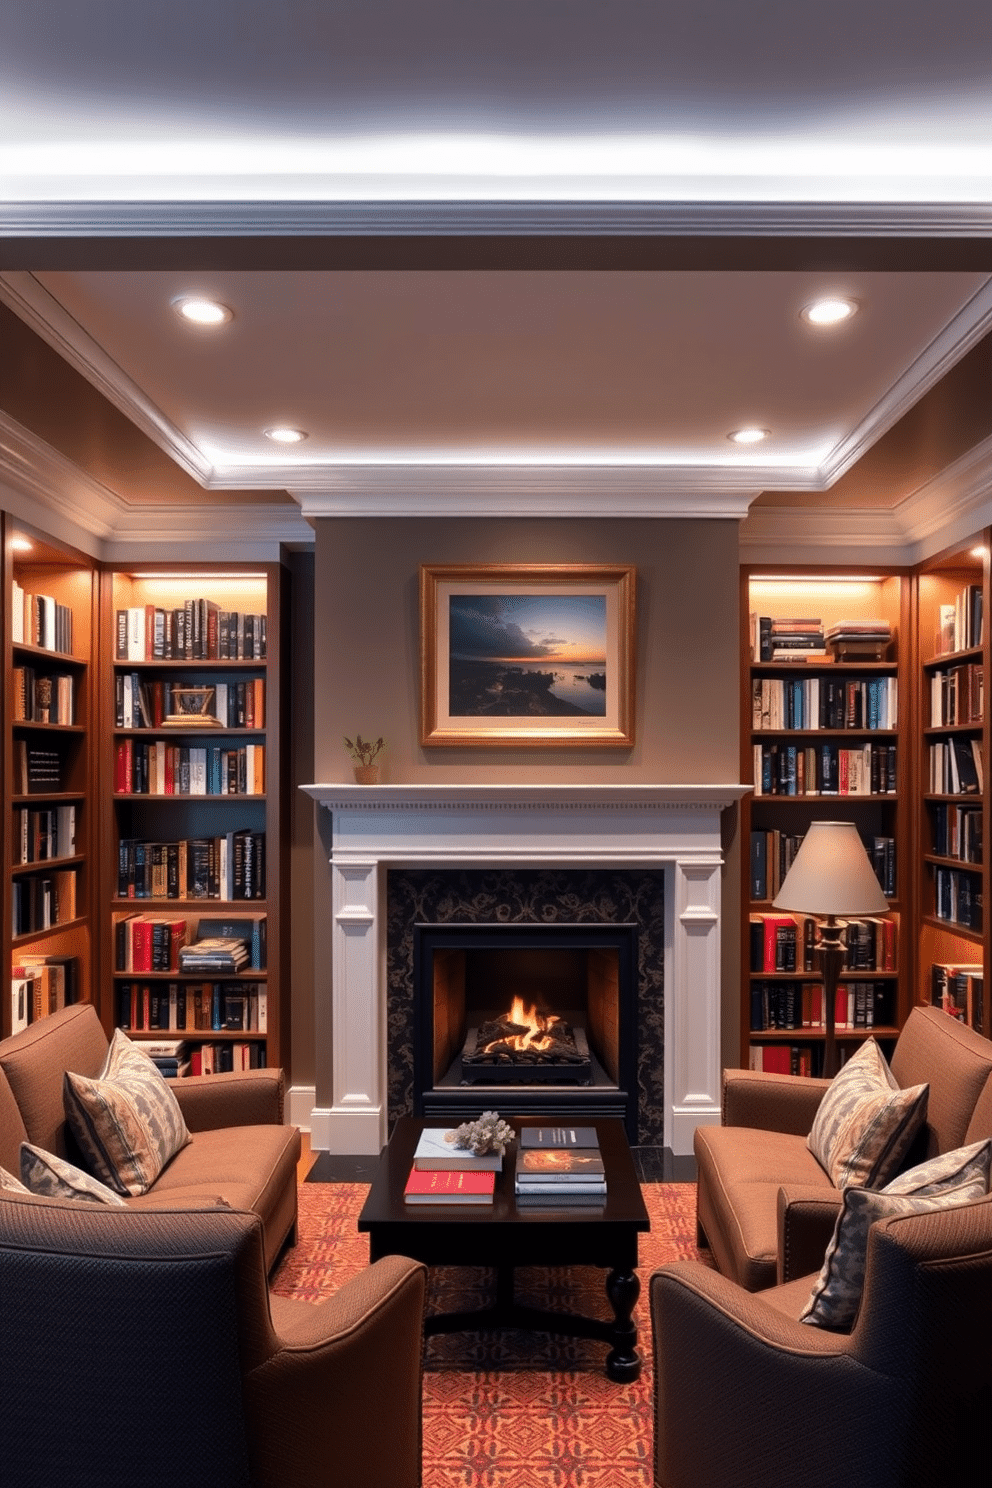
99 562 288 1075
914 536 989 1038
3 514 97 1036
740 567 912 1074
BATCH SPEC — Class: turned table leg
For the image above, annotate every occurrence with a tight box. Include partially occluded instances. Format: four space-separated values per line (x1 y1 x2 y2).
604 1267 641 1381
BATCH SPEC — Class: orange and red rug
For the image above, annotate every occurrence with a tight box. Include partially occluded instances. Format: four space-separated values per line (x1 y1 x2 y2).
271 1181 709 1486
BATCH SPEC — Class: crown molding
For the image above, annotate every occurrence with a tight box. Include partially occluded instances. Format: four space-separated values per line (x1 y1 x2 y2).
2 199 992 238
291 466 758 518
0 271 213 485
0 409 311 556
817 276 992 485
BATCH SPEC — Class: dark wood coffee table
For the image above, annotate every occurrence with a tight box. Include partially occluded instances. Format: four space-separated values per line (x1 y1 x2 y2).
358 1116 650 1381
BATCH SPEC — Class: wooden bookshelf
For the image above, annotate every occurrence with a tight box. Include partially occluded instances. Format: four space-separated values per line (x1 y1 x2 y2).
3 514 97 1035
98 562 289 1076
914 537 989 1038
740 567 913 1073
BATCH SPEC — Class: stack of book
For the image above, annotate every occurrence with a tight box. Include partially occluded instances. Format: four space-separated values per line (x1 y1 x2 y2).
514 1125 607 1206
825 620 892 661
402 1126 499 1205
751 616 826 661
178 937 249 973
142 1038 191 1079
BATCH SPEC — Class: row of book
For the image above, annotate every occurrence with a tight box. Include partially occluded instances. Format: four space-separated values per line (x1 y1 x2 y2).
933 867 984 932
931 963 985 1032
750 829 895 901
114 913 266 971
117 980 268 1033
749 913 896 975
751 675 898 732
12 870 77 937
936 584 983 656
750 980 893 1033
753 741 897 796
12 667 76 725
10 954 79 1033
117 831 266 901
929 662 984 727
115 675 265 730
115 602 266 662
11 583 74 655
114 739 265 796
139 1038 268 1078
15 804 77 865
930 802 983 865
928 737 984 796
13 742 65 795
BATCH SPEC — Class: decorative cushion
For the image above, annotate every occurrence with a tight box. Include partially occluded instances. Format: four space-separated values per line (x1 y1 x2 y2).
1 1163 29 1193
63 1028 190 1196
807 1037 928 1189
801 1138 992 1330
19 1142 127 1206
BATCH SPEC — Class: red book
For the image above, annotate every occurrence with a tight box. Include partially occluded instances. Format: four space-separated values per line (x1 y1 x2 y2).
403 1168 496 1205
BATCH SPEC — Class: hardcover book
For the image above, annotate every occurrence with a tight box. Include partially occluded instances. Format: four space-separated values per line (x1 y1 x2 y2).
413 1128 503 1171
519 1126 599 1150
517 1148 605 1180
403 1168 496 1204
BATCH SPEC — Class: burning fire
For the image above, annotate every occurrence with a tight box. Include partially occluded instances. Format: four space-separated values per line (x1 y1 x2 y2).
482 995 564 1054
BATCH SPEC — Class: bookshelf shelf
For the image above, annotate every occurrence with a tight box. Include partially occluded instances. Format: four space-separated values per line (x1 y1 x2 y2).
101 562 287 1072
742 566 911 1075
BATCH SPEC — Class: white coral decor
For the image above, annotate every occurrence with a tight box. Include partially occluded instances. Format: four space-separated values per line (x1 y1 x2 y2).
452 1111 515 1157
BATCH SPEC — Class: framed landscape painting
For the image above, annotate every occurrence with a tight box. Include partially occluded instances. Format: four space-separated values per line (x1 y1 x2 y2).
419 563 635 747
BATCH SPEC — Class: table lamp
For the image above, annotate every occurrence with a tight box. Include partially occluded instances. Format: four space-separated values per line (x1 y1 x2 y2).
772 820 890 1078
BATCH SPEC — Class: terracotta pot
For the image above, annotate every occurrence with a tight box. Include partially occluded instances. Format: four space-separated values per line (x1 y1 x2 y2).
353 763 380 784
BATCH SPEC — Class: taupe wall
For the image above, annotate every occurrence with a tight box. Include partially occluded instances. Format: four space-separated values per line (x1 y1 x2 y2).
308 517 742 1112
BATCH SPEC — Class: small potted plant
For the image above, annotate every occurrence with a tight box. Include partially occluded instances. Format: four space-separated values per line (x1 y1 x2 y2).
345 734 385 784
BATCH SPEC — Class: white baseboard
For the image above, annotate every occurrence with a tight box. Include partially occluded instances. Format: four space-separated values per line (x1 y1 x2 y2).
287 1084 316 1132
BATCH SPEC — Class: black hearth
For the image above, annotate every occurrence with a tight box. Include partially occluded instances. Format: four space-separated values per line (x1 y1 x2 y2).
413 921 639 1141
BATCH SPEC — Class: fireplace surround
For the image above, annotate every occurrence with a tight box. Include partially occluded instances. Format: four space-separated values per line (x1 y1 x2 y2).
302 784 746 1156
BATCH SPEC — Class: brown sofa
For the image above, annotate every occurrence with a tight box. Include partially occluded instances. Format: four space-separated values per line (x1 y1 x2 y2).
694 1004 992 1290
0 1001 300 1269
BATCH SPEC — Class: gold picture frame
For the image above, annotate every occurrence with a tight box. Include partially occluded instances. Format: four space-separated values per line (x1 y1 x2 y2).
419 563 635 747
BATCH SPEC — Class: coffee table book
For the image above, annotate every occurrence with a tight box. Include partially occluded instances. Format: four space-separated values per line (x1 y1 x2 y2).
519 1125 599 1149
517 1149 605 1180
403 1168 496 1204
413 1127 503 1172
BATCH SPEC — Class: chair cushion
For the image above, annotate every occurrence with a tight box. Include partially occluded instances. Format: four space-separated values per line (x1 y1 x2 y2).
800 1138 992 1330
1 1163 29 1193
63 1029 190 1196
807 1038 928 1189
19 1142 127 1206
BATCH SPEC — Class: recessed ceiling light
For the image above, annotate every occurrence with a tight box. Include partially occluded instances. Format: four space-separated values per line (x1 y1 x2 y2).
264 426 309 444
172 296 233 326
11 535 33 552
801 297 858 327
728 428 770 445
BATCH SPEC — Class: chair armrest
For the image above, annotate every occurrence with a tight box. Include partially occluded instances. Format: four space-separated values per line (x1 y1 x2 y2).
777 1183 842 1283
650 1263 904 1488
723 1068 831 1132
169 1068 285 1130
246 1256 427 1488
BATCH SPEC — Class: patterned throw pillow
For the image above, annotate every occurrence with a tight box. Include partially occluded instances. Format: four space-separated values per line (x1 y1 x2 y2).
807 1037 928 1189
1 1163 30 1193
19 1142 127 1206
63 1028 190 1196
800 1138 992 1330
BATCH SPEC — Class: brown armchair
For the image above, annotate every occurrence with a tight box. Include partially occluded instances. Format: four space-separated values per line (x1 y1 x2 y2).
1 1193 427 1488
651 1193 992 1488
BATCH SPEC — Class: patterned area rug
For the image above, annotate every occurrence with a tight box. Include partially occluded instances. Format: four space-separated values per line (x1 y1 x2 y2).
271 1181 710 1486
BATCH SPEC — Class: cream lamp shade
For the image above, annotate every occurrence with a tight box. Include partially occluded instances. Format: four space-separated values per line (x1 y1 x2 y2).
772 821 889 916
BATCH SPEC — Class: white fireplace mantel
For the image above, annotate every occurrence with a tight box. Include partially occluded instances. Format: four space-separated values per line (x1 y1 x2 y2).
302 783 747 1156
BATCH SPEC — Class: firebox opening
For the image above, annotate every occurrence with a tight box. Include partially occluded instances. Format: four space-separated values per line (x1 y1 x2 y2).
414 922 638 1141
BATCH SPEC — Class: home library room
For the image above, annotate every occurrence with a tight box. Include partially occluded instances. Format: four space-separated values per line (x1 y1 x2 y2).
3 515 97 1033
742 548 990 1078
99 563 288 1077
